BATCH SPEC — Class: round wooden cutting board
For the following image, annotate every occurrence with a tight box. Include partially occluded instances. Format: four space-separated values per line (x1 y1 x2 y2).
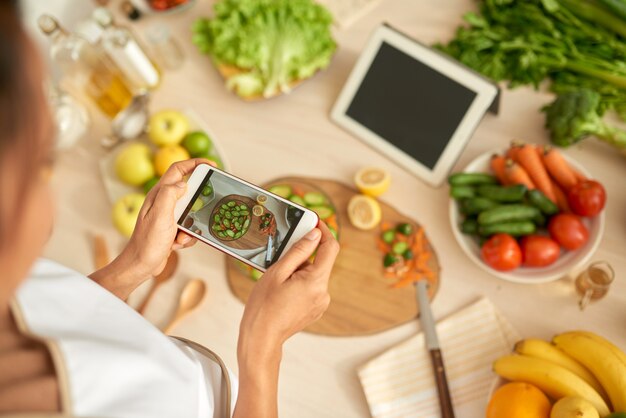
226 177 440 336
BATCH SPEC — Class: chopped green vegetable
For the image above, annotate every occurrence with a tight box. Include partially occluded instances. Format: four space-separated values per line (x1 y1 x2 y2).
192 0 337 98
392 241 408 255
250 269 263 281
383 253 398 267
396 223 413 236
288 195 306 207
303 192 327 206
310 205 334 220
212 199 251 240
402 249 414 261
544 88 626 152
269 185 292 198
381 230 395 244
202 185 213 196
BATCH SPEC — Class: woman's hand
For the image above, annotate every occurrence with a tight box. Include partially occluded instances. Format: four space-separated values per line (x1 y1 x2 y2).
90 159 211 299
239 221 339 351
234 222 339 418
124 159 211 276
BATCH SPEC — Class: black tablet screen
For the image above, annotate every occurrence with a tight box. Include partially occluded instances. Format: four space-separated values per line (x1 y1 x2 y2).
346 41 477 170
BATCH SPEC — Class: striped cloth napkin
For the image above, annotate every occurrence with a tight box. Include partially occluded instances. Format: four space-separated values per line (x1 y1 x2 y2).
358 298 520 418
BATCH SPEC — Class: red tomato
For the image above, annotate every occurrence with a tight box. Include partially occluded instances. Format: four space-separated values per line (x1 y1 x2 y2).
520 235 561 267
548 214 589 250
481 234 522 271
568 180 606 217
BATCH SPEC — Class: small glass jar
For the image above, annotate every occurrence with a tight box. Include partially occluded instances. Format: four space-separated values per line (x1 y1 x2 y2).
146 24 185 70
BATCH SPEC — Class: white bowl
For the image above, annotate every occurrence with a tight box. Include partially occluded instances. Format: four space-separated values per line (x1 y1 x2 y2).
449 151 605 284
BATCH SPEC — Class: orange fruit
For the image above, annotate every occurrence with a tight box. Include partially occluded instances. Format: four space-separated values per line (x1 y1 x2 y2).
154 145 190 176
487 382 551 418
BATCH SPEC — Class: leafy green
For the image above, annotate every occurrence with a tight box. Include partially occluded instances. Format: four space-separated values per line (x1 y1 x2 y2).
544 88 626 150
192 0 336 98
436 0 626 120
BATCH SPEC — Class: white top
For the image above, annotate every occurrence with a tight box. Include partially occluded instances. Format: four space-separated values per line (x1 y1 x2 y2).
12 259 237 418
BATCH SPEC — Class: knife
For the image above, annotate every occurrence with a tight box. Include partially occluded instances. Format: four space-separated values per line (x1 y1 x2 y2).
264 233 274 267
416 280 455 418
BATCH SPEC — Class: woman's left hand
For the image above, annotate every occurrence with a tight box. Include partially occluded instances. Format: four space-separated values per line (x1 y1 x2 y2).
125 159 211 276
90 159 212 299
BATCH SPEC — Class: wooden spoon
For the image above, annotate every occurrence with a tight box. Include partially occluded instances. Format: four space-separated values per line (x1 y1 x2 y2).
163 279 207 334
137 251 179 315
93 235 110 270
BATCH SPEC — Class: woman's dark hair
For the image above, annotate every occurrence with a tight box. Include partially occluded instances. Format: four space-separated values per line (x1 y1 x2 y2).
0 0 47 246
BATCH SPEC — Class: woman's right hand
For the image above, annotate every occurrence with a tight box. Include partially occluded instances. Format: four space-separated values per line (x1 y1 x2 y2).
237 221 339 358
234 221 339 418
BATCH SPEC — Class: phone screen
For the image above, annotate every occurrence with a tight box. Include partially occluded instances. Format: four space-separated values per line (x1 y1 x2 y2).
177 169 305 269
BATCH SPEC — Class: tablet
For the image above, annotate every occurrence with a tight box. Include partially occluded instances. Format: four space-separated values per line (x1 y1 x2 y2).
331 24 499 187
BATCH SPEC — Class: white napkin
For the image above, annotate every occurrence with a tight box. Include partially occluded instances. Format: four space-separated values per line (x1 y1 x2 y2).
358 298 520 418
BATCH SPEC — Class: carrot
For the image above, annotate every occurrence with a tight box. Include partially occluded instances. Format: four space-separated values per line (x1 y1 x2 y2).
571 167 587 183
542 147 578 191
517 144 556 202
490 155 509 185
504 159 535 189
551 179 571 213
381 221 392 231
506 140 525 162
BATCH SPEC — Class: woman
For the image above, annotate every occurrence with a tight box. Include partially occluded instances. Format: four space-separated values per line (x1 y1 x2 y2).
0 2 339 417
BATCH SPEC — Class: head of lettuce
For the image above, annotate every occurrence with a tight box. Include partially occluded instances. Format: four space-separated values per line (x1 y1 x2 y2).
192 0 337 99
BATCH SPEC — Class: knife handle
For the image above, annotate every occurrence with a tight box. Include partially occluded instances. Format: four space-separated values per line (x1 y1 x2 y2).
429 348 455 418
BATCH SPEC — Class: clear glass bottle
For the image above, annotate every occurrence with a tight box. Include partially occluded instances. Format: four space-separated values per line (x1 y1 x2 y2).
92 8 161 92
38 14 133 118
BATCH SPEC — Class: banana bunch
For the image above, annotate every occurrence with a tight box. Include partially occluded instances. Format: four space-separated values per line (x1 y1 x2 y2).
492 330 626 418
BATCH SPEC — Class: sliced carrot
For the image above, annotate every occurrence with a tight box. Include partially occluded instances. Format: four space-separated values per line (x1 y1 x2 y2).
291 186 304 197
542 146 578 191
384 270 397 279
395 233 408 243
490 155 509 185
517 144 556 202
377 239 390 253
504 159 535 189
326 216 338 232
551 179 571 213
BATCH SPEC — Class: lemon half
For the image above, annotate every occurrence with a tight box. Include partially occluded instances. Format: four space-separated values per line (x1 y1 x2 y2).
347 195 381 230
354 167 391 197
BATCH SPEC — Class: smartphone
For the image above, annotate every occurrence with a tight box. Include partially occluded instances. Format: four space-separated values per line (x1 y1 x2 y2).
174 164 319 272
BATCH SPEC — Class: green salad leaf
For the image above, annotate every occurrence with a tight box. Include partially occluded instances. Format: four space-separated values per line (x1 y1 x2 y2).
192 0 336 98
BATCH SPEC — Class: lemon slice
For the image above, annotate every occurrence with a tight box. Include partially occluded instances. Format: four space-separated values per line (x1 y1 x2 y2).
354 167 391 197
252 205 264 216
347 195 381 230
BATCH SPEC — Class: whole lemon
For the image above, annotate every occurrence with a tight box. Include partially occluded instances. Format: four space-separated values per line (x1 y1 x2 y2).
154 145 190 176
487 382 551 418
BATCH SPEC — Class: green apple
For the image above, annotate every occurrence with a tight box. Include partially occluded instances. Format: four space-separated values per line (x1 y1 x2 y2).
112 193 145 238
182 131 212 157
148 110 189 146
198 151 223 169
115 143 155 186
143 176 160 194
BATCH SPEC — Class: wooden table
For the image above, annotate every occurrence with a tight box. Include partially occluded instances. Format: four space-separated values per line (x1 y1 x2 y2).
40 0 626 416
